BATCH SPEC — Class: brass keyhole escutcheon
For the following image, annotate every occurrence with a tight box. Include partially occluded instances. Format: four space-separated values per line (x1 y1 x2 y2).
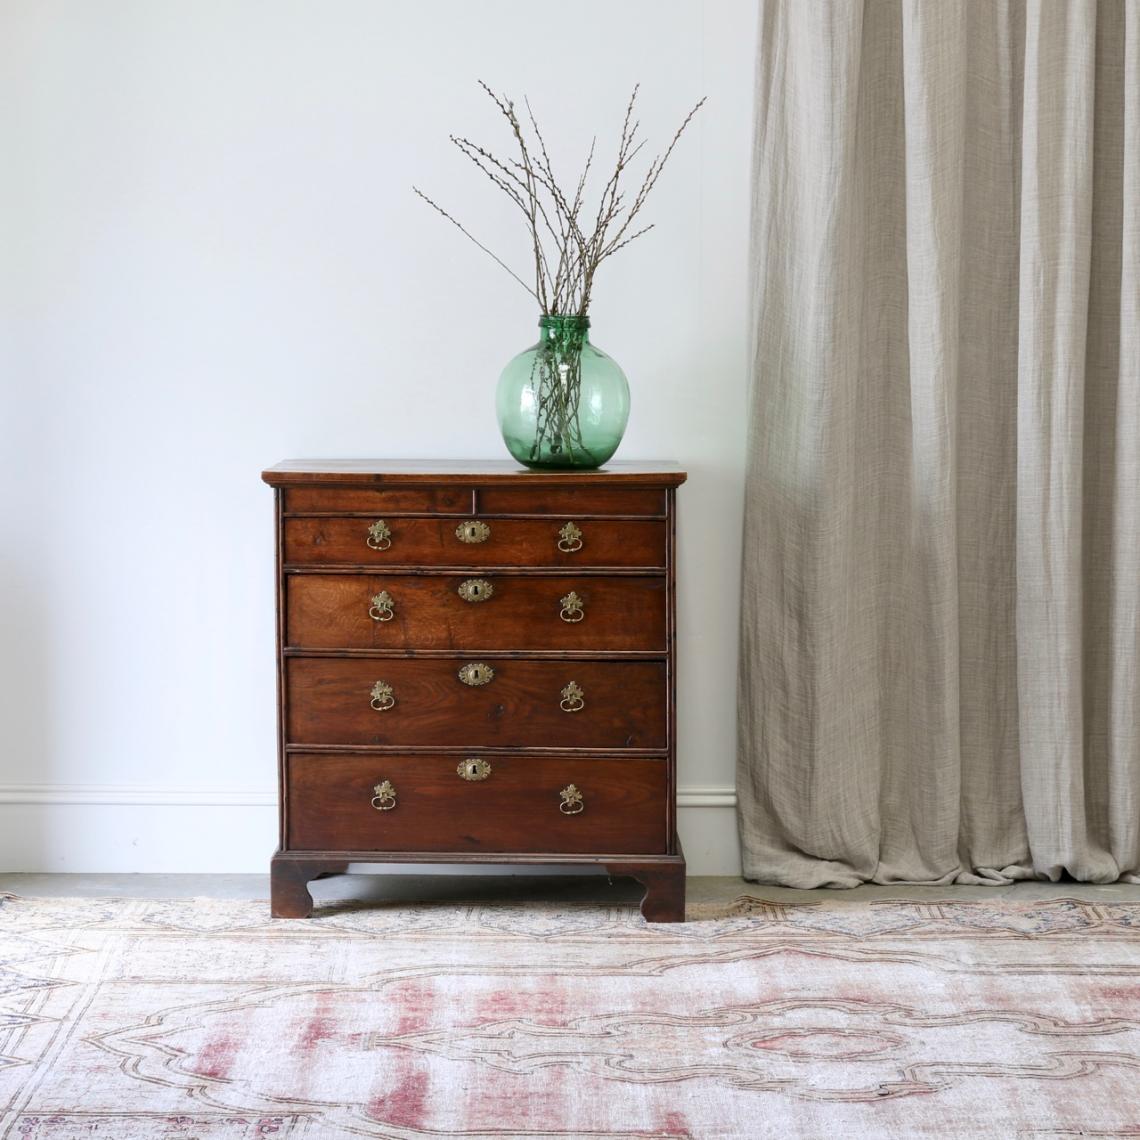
457 662 495 687
455 520 491 544
368 590 395 622
559 784 585 815
457 578 494 603
557 521 584 553
366 519 392 550
370 680 395 711
371 780 397 810
457 758 492 782
559 591 585 623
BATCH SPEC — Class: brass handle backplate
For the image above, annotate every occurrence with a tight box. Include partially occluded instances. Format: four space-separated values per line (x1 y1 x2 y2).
456 520 491 544
558 522 584 553
366 519 392 550
457 578 494 603
368 590 395 622
458 662 495 687
559 784 585 815
371 780 397 810
370 680 395 711
560 681 585 713
457 758 492 782
559 591 585 623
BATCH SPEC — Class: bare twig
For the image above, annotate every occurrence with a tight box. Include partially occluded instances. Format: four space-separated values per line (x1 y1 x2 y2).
412 186 539 303
415 83 704 317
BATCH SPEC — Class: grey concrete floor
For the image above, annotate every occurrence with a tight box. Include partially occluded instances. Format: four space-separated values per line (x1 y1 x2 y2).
2 872 1138 909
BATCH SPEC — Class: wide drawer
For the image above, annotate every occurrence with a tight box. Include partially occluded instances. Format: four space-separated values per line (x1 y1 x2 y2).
283 516 666 568
286 658 666 749
285 753 668 854
286 574 666 652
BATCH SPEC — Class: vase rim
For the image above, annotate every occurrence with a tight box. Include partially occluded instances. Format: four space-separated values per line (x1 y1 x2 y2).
538 313 590 328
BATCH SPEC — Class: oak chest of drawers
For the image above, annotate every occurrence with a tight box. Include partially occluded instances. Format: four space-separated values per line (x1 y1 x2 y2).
261 460 687 921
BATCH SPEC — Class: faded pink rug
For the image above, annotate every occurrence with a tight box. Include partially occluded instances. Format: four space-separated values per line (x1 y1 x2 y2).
2 892 1139 1138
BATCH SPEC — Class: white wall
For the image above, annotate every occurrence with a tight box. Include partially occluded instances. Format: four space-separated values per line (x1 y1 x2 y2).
0 1 756 875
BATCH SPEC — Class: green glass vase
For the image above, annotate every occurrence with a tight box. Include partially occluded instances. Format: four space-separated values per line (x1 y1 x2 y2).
496 315 630 470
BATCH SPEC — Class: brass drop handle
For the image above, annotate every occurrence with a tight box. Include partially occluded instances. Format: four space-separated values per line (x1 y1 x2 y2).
368 590 395 622
457 758 492 781
369 680 396 711
457 578 494 603
560 681 585 713
371 780 397 811
366 520 392 550
559 591 585 623
456 520 491 544
559 784 585 815
457 662 495 687
558 522 584 553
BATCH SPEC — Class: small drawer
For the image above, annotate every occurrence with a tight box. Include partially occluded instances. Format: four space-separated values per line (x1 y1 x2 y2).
283 517 666 568
285 753 668 854
286 574 667 653
477 486 666 517
286 658 666 750
284 486 474 515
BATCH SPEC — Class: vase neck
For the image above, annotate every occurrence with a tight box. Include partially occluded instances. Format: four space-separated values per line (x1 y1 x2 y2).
539 314 590 344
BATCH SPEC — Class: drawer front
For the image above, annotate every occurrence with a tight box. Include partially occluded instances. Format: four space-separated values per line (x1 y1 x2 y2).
283 517 666 568
286 574 666 652
476 486 666 517
284 486 473 514
286 658 666 750
286 753 668 854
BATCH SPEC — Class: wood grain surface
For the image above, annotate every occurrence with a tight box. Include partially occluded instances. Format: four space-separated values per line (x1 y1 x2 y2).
285 574 667 652
284 486 474 515
477 486 665 516
283 516 666 569
285 753 668 854
262 459 687 486
285 658 667 750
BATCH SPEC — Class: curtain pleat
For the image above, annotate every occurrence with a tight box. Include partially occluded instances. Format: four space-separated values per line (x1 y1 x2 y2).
1016 0 1106 881
954 2 1028 880
1107 3 1140 872
738 0 1140 887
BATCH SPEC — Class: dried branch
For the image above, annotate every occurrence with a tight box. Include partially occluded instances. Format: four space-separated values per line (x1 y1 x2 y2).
415 83 704 317
412 186 539 303
601 96 707 261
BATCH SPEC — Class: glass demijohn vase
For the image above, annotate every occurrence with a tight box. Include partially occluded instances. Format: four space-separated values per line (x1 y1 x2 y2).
496 315 630 470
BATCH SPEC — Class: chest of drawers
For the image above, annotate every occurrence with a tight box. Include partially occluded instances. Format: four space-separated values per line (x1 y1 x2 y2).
261 460 687 921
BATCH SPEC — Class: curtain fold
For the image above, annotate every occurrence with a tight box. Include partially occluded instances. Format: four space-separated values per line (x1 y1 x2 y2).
738 0 1140 887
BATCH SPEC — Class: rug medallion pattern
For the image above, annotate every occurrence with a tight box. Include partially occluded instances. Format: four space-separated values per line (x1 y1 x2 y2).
1 894 1139 1137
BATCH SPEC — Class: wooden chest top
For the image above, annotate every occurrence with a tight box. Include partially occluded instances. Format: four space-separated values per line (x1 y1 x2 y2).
262 459 687 486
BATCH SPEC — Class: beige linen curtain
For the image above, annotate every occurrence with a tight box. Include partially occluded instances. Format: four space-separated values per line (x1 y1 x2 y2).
738 0 1140 886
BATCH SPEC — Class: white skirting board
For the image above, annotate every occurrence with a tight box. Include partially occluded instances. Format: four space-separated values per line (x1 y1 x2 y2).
0 785 742 877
